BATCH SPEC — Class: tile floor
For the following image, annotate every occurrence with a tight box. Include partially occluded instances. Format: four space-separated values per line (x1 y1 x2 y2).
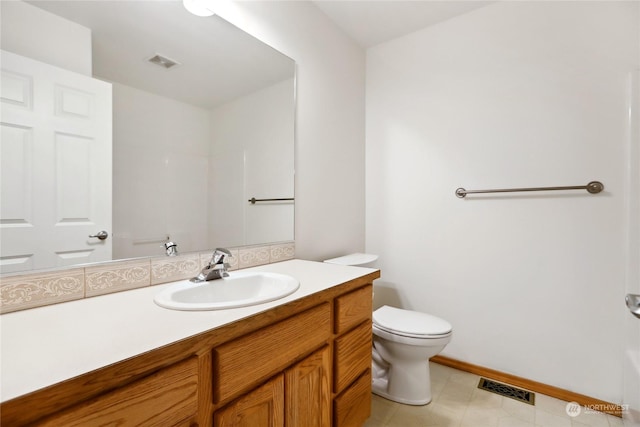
364 362 629 427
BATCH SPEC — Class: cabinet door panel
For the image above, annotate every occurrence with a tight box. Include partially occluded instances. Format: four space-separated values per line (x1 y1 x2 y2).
285 346 330 427
214 374 284 427
334 370 372 427
214 303 330 402
334 322 372 393
37 358 198 427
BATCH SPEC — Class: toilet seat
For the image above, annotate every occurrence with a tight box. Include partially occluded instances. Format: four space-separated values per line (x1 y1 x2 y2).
373 305 452 339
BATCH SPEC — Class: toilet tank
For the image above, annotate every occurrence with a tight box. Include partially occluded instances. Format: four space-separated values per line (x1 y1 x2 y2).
323 253 378 268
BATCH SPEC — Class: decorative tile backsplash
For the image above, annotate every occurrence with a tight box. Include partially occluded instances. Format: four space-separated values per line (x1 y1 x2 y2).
85 259 151 298
151 254 201 285
0 242 294 314
0 269 85 313
269 243 296 263
238 246 271 269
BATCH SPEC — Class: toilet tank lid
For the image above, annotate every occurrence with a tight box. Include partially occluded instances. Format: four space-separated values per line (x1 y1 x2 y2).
323 253 378 266
373 305 452 336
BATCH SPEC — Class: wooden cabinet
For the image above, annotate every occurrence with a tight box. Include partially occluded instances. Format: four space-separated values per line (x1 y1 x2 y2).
214 375 285 427
334 285 372 335
215 346 331 427
334 370 372 427
37 357 198 427
213 304 331 403
211 286 373 427
213 305 332 427
286 347 332 426
0 270 379 427
332 287 373 427
334 322 372 394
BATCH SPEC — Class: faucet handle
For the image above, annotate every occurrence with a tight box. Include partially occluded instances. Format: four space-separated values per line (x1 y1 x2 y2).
215 247 232 256
209 248 232 266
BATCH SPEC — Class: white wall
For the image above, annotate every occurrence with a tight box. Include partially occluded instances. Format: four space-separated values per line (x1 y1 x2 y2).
209 79 294 247
209 1 366 260
112 82 210 258
0 1 91 76
624 67 640 421
366 1 639 404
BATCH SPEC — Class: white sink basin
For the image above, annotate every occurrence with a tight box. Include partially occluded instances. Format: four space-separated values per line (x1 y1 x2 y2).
153 271 299 311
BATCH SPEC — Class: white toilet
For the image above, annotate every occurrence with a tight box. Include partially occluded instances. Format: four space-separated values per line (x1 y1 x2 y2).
324 253 453 406
372 305 452 405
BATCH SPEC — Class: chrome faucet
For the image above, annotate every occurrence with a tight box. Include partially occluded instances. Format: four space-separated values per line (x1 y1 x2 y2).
190 248 232 282
164 241 178 256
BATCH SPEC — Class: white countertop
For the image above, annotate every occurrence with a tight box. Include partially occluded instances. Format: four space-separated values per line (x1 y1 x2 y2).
0 259 377 403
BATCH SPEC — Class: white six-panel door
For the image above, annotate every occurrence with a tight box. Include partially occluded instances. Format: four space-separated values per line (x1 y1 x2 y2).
0 50 112 273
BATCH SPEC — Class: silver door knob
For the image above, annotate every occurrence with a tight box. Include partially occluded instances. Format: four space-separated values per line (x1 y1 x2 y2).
89 230 109 240
626 294 640 319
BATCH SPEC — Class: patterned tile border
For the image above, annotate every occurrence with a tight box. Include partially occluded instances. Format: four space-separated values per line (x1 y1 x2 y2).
0 269 85 314
269 243 296 263
0 242 294 314
85 259 151 298
151 254 201 285
238 246 271 269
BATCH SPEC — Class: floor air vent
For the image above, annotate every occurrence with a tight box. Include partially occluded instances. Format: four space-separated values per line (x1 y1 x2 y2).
477 378 535 405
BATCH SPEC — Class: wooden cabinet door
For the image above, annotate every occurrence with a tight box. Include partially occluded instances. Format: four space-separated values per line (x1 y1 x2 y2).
334 322 372 394
214 374 284 427
285 346 331 427
214 304 330 403
334 370 371 427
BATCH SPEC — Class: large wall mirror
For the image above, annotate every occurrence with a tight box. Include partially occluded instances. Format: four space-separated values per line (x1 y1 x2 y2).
0 0 295 274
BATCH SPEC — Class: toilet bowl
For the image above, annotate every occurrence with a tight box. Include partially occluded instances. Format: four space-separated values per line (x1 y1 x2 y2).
323 254 453 406
372 305 452 405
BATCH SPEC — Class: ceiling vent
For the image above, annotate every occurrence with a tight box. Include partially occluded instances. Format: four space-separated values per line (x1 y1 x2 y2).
147 54 181 70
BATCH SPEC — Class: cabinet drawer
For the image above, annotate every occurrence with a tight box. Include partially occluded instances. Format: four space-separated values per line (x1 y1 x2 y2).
38 357 198 427
334 285 372 335
214 303 331 402
334 370 371 427
334 321 372 393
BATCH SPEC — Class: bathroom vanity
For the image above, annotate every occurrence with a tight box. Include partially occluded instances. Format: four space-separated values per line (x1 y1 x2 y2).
0 260 379 426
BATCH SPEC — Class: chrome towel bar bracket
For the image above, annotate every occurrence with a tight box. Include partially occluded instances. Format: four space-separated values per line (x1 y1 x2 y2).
455 181 604 198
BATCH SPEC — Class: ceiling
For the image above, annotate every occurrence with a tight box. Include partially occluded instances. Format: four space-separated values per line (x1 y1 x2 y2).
26 1 294 109
312 1 493 48
21 1 492 108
